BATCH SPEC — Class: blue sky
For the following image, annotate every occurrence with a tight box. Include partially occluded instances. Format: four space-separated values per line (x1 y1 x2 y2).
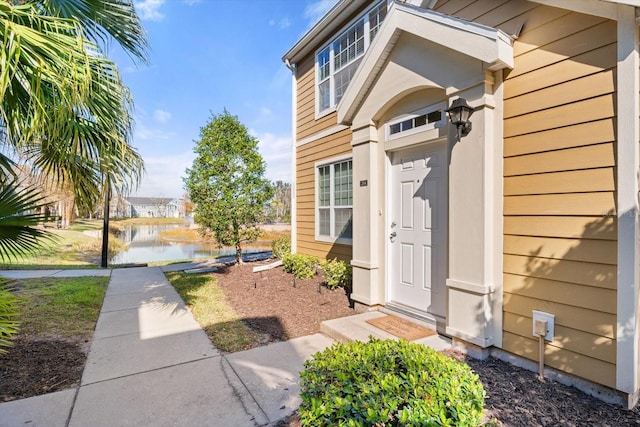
111 0 337 198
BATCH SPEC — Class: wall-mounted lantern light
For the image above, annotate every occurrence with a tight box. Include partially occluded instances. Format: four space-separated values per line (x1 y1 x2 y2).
446 97 474 137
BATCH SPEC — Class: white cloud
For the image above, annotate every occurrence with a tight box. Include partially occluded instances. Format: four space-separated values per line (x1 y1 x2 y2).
153 109 172 123
134 123 174 141
269 17 291 30
135 0 165 22
132 151 196 198
304 0 338 28
251 130 292 183
183 0 202 4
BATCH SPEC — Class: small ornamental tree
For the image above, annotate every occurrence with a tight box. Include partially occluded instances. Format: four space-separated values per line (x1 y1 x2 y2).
184 110 274 264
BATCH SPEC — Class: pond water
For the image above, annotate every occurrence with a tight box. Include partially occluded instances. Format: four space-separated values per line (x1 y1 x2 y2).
110 224 271 265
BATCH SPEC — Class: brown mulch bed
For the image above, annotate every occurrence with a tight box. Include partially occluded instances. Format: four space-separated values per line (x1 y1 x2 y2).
278 350 640 427
0 337 87 402
212 261 355 343
3 260 640 426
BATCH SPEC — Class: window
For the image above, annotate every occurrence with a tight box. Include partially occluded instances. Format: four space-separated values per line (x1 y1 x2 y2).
317 159 353 241
316 0 388 115
387 104 446 138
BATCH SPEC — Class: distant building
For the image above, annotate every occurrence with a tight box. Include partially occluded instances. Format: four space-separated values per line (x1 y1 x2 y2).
110 196 185 218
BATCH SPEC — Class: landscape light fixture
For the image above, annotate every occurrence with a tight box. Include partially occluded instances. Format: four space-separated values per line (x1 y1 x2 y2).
446 97 474 137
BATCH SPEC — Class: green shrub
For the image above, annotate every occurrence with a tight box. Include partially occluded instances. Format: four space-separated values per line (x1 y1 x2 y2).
0 286 20 355
299 338 485 426
282 253 318 279
321 258 352 290
272 236 291 259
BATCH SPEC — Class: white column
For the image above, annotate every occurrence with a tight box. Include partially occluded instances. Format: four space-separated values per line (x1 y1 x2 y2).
616 4 640 399
445 79 503 349
350 124 383 307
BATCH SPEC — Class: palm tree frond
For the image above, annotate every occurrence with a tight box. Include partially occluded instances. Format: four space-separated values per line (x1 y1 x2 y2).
0 181 56 262
39 0 149 63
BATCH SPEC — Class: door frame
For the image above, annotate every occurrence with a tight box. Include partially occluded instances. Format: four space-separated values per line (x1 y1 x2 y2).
384 136 449 327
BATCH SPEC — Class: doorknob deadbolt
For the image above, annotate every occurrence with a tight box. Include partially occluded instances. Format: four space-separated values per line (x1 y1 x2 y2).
390 231 397 239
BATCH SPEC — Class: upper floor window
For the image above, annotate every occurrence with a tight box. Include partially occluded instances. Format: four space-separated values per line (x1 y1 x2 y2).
316 0 388 116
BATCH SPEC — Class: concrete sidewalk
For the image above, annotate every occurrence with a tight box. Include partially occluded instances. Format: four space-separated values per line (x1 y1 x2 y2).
0 265 451 426
0 266 333 427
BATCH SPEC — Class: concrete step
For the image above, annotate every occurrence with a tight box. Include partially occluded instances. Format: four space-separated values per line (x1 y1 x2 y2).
320 311 452 352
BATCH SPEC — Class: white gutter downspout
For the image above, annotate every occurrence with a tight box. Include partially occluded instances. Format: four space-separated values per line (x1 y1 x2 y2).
616 4 640 408
285 58 298 254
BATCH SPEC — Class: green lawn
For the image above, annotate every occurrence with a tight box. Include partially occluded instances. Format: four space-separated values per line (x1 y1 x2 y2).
9 276 109 338
0 220 124 269
165 271 260 352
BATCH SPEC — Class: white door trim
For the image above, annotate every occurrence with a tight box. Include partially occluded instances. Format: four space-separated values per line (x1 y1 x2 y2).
385 137 448 325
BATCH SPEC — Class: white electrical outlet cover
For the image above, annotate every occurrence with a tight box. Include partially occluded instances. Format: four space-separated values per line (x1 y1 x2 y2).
532 310 555 341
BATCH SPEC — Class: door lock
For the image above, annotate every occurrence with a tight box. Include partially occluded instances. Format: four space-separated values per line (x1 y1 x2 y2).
390 231 397 239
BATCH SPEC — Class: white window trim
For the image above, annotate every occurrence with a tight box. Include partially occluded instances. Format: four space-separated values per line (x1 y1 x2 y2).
315 154 353 245
314 0 389 119
385 102 447 141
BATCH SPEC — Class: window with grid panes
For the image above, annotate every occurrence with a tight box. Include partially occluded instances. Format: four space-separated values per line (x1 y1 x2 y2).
317 159 352 240
315 0 387 114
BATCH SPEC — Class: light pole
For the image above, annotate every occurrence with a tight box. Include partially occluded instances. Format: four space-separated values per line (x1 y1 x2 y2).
101 177 110 268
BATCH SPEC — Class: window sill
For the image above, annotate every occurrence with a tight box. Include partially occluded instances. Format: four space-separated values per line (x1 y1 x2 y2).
316 236 353 246
315 107 336 121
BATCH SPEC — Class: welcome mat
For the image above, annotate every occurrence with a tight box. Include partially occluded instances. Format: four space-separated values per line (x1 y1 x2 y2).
366 315 436 341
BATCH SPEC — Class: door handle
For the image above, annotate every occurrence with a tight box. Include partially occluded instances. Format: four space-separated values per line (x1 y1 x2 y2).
390 231 397 239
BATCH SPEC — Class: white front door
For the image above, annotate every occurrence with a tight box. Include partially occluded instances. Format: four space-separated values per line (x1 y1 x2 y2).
388 143 447 318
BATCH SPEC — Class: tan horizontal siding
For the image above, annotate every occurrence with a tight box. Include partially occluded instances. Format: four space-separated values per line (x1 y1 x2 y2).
453 0 510 21
512 12 606 57
503 274 616 314
504 43 616 99
295 56 315 141
504 143 615 176
432 0 617 390
447 1 619 392
297 195 315 205
504 235 617 265
295 127 352 262
296 240 352 261
504 254 616 290
504 293 615 339
504 119 615 157
504 193 615 216
298 113 339 141
297 129 352 160
503 313 615 364
507 20 616 79
504 94 614 138
503 70 614 119
504 168 615 195
474 1 549 30
504 216 616 240
502 332 616 388
433 0 473 15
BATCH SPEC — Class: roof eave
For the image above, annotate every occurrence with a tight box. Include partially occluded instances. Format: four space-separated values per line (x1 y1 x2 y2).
282 0 370 65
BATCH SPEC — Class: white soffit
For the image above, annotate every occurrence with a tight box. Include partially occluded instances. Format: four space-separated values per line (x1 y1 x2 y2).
337 3 514 125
